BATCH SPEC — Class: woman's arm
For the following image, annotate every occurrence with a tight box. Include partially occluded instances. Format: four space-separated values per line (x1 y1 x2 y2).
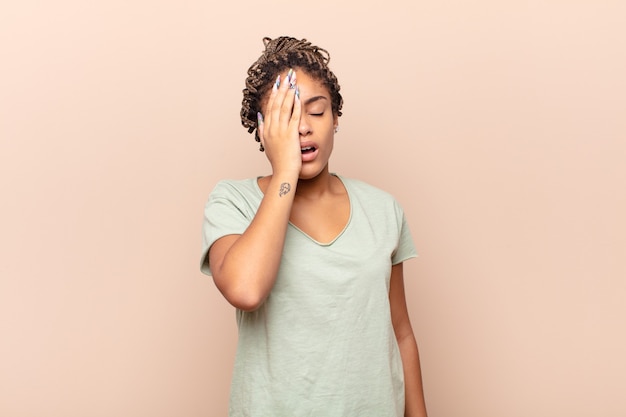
208 173 297 311
389 262 428 417
209 71 302 312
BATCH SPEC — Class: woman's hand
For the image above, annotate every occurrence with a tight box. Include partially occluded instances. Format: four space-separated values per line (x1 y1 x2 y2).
258 69 302 176
210 70 302 312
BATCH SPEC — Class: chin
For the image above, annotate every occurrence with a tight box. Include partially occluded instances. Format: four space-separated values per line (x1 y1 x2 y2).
298 172 320 181
298 163 328 181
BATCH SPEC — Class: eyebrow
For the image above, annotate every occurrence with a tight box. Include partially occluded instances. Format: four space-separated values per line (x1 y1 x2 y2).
304 96 328 105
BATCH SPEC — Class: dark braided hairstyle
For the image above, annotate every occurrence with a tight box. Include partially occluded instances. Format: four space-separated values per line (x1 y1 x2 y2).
241 36 344 151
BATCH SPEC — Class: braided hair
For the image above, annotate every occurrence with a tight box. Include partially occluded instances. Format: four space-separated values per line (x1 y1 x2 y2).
240 36 343 151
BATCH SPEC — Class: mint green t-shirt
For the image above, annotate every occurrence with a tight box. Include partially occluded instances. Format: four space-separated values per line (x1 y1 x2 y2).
200 175 417 417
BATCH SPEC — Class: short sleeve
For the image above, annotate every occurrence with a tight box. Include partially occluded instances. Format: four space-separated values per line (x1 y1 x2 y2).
200 181 256 276
391 200 418 265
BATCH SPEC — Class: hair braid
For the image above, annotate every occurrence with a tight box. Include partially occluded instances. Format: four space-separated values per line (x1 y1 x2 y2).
240 36 343 150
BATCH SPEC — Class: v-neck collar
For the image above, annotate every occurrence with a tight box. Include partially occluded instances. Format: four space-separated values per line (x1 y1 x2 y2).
253 173 352 247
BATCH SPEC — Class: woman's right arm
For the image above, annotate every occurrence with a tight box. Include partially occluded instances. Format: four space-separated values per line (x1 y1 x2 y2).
209 71 302 312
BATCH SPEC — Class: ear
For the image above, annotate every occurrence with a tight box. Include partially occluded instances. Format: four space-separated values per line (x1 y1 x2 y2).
256 112 265 152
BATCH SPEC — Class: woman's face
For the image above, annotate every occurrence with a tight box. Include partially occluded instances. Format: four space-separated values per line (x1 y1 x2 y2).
263 68 338 180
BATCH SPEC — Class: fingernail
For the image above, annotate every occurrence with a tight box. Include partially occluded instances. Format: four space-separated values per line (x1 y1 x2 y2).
295 86 300 100
289 70 297 89
257 112 264 124
287 68 293 83
273 75 280 91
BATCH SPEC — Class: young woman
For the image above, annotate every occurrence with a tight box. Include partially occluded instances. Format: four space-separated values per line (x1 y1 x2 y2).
201 36 428 417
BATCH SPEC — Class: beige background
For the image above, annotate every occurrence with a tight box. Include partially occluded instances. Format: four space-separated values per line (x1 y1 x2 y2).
1 1 625 416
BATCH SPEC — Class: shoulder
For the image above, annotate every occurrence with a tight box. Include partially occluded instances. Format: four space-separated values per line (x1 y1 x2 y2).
203 177 263 224
208 177 260 200
338 175 407 220
339 175 397 203
204 178 263 217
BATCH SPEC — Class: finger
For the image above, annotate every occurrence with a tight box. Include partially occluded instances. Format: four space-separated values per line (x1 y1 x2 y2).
289 85 302 129
278 69 297 126
263 74 280 133
270 72 290 119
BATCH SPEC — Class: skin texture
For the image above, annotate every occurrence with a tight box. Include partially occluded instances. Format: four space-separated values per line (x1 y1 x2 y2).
209 68 428 417
390 263 429 417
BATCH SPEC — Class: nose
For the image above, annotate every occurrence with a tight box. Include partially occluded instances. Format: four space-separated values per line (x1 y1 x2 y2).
298 115 311 137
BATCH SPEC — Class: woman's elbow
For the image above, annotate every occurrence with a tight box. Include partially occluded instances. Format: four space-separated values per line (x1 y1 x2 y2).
228 292 266 312
215 279 267 312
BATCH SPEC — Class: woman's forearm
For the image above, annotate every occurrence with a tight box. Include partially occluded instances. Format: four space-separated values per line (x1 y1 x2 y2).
211 172 298 311
398 333 428 417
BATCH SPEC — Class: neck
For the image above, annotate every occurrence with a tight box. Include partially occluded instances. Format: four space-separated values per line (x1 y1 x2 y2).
295 167 334 199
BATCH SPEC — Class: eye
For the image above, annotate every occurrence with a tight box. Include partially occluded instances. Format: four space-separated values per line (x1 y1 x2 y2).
309 112 324 117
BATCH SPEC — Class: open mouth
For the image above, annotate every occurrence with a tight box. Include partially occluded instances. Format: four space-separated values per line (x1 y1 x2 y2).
301 146 316 154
